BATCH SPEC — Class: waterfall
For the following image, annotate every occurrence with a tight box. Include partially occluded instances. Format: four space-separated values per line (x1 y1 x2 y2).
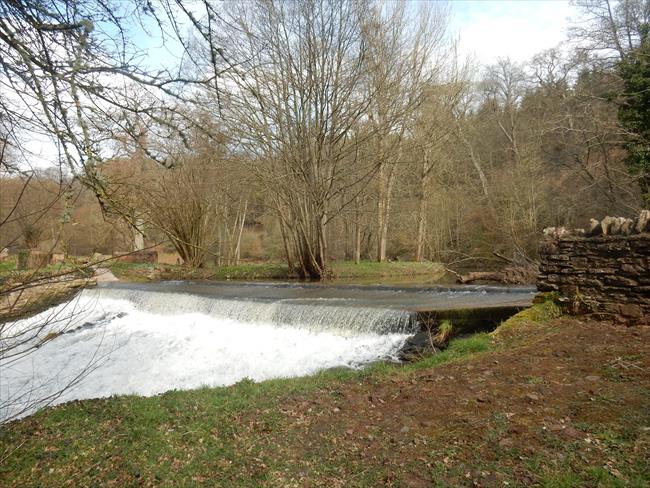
81 287 416 336
2 282 534 420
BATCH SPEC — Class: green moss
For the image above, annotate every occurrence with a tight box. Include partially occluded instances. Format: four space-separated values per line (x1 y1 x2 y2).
419 306 527 335
491 299 562 338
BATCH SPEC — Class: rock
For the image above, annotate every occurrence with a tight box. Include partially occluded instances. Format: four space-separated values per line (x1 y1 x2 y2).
397 331 439 360
609 217 624 235
604 276 638 287
619 218 634 235
525 393 540 402
601 216 617 235
635 209 650 233
620 303 642 318
587 219 602 236
605 216 633 235
620 264 639 274
543 226 570 238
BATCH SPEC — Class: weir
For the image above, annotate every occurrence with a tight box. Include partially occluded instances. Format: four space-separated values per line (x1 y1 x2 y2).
83 287 414 335
92 281 535 335
1 281 535 421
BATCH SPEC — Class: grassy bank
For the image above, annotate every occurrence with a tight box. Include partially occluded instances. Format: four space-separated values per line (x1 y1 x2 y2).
1 258 446 284
107 261 290 282
4 300 648 486
0 263 95 322
108 260 445 283
0 332 494 487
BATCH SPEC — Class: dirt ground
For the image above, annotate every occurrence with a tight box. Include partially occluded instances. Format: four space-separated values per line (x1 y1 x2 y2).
263 318 650 486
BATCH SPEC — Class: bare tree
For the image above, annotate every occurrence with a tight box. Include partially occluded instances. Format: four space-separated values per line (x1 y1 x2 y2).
411 77 468 261
362 2 452 262
208 0 377 278
570 0 650 65
0 0 226 423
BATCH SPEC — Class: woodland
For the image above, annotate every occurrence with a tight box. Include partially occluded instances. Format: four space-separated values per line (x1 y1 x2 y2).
1 0 649 278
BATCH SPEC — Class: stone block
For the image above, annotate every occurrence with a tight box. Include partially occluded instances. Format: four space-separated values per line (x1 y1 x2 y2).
536 223 648 324
604 276 638 287
619 303 643 318
635 209 650 233
548 254 570 261
619 263 641 275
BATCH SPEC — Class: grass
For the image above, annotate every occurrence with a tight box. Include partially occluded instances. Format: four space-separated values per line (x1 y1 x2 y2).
3 300 646 486
3 256 446 284
211 263 289 280
328 260 444 279
0 334 486 486
107 259 446 283
433 319 454 344
0 259 92 284
0 261 15 275
407 333 492 371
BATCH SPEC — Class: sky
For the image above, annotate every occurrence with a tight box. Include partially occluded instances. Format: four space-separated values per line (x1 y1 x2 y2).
132 1 579 72
450 0 578 65
20 0 581 170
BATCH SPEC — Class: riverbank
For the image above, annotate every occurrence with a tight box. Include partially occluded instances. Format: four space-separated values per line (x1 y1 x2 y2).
0 272 95 322
0 260 446 321
107 260 447 283
1 302 648 486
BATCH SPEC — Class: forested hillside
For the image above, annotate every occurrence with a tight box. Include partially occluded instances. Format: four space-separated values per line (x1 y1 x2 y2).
2 0 647 278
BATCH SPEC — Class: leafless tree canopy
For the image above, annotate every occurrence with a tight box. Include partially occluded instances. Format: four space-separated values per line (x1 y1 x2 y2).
1 0 646 275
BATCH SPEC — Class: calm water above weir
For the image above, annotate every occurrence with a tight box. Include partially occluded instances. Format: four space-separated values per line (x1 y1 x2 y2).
101 280 535 312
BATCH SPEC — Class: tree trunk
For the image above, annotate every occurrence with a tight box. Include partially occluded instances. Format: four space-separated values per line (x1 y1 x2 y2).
234 200 247 266
377 163 396 262
354 196 361 264
415 160 429 262
415 193 426 262
133 218 145 252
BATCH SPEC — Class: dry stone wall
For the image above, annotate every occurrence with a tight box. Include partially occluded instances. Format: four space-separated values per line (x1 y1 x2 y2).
538 210 650 324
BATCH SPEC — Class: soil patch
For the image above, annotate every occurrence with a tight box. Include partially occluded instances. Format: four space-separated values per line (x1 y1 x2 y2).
248 318 648 486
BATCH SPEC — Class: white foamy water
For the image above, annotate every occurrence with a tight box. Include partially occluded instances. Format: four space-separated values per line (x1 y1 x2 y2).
0 293 411 421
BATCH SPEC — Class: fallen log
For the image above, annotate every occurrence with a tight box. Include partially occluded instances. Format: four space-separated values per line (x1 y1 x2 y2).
446 264 537 285
455 271 505 284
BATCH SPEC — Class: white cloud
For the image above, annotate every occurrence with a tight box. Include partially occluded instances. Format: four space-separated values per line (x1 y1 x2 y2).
450 0 578 66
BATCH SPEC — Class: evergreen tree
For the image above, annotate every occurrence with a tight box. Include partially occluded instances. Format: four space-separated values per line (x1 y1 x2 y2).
618 25 650 204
